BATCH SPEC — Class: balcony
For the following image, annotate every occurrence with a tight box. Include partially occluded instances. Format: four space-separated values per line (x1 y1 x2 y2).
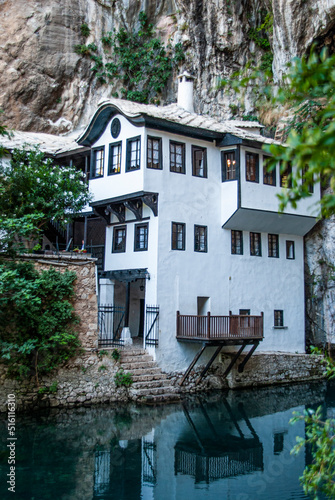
176 311 263 343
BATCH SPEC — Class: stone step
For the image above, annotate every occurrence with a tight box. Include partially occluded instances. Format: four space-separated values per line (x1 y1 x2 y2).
133 386 178 396
121 361 158 371
136 393 181 404
131 373 167 383
121 349 146 356
121 354 153 363
132 379 171 390
126 367 163 377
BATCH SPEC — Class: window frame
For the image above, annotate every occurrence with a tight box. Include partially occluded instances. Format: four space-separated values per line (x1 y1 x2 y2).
192 145 207 178
245 151 259 183
302 165 314 193
112 225 126 253
263 155 276 186
222 150 237 181
134 223 149 252
250 232 262 256
169 141 185 174
171 222 185 251
194 225 208 253
231 230 243 255
268 234 279 258
147 136 162 170
126 136 141 172
108 141 122 176
91 146 105 179
274 310 284 328
286 240 295 260
280 161 292 188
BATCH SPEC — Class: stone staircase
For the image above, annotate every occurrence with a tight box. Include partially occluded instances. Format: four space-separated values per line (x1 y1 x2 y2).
120 347 181 404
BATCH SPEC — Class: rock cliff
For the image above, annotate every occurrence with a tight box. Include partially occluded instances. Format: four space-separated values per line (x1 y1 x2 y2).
0 0 334 345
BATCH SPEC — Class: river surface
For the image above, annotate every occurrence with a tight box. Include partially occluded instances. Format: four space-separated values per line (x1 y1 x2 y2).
1 381 334 500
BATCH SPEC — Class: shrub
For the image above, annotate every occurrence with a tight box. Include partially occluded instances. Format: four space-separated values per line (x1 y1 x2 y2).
114 369 133 387
0 260 80 384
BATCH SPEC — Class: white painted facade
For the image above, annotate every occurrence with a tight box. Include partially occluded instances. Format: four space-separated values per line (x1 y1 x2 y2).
79 94 320 372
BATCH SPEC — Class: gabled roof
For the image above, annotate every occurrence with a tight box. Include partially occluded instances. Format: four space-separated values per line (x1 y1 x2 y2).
77 98 281 148
0 130 84 155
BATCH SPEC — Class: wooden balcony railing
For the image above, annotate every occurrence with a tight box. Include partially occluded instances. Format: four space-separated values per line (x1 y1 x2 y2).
176 311 263 341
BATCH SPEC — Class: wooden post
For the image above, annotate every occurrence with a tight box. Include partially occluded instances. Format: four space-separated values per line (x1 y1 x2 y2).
207 311 211 339
176 310 180 337
261 312 264 338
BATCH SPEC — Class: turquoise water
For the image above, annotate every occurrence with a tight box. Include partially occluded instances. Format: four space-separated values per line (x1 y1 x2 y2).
1 381 334 500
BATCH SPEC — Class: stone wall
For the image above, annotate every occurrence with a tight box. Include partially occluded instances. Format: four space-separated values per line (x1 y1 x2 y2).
167 352 327 392
0 350 327 412
25 253 98 350
219 352 326 389
0 351 130 413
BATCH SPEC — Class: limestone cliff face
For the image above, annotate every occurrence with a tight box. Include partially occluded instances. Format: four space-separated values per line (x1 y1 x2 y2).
2 0 335 133
0 0 334 345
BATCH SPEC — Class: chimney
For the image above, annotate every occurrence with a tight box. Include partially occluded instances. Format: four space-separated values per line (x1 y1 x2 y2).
177 71 195 113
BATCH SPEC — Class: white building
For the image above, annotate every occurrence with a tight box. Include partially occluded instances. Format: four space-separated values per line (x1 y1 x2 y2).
74 74 320 374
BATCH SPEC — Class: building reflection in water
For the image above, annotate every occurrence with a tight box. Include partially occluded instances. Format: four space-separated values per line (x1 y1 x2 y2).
174 399 263 483
88 382 334 500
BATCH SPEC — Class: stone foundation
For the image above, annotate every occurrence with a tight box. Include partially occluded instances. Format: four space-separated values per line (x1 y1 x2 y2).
0 352 327 413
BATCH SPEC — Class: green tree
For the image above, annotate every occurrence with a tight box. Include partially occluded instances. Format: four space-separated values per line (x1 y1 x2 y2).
75 12 184 104
290 349 335 499
264 49 335 217
0 147 91 253
0 260 80 383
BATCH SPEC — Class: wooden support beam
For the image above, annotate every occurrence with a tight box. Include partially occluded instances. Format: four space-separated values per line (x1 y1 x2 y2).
107 203 125 223
143 194 158 216
238 341 259 373
222 342 247 378
124 199 142 220
195 345 223 385
179 344 207 386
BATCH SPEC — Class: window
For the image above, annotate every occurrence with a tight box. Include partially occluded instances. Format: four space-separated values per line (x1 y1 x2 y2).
250 232 261 256
274 310 284 327
222 150 236 181
170 141 185 173
91 147 104 178
246 152 259 182
134 223 148 251
263 156 276 186
274 432 285 455
239 309 250 316
286 240 295 260
194 225 207 252
147 137 162 169
112 226 126 253
172 222 185 250
268 234 279 258
192 146 207 178
302 165 314 193
126 136 141 171
108 142 121 175
280 162 292 188
231 230 243 255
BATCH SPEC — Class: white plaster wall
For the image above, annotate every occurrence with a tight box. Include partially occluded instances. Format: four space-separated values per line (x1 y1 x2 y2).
88 113 145 202
221 179 238 225
88 116 310 371
239 146 321 217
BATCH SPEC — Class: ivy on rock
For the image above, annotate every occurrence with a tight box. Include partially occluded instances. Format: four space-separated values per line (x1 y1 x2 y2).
75 12 185 104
